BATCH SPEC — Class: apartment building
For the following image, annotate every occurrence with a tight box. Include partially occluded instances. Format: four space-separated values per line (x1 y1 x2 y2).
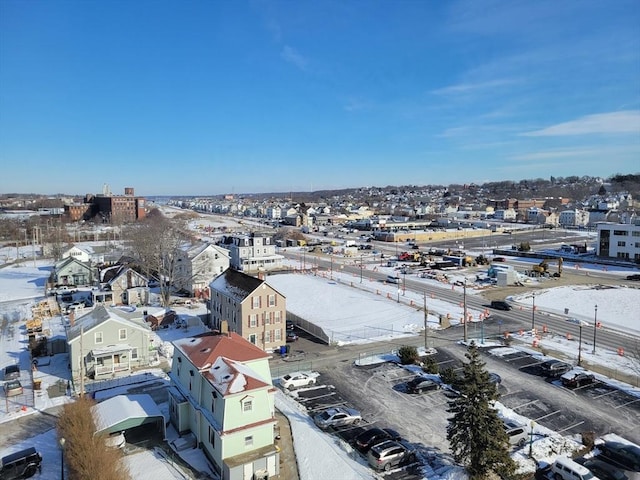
222 233 284 273
168 332 279 480
209 269 286 353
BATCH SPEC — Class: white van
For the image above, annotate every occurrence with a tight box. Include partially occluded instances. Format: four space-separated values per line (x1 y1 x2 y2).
551 456 599 480
386 275 401 284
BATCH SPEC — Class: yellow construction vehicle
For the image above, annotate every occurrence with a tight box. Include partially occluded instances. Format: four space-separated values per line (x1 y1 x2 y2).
532 260 549 276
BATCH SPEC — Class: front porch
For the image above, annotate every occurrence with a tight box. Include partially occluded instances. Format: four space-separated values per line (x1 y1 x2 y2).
87 344 133 379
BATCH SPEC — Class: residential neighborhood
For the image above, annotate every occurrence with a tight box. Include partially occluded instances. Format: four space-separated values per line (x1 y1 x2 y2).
1 175 639 480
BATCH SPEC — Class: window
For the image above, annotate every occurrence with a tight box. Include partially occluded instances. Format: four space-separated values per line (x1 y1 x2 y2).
244 436 253 447
252 296 261 309
613 230 628 236
131 348 138 360
95 331 103 344
209 426 215 447
249 314 257 328
243 399 253 412
268 294 276 307
274 311 281 323
275 329 281 341
633 231 640 237
119 328 127 340
618 241 626 247
249 334 256 345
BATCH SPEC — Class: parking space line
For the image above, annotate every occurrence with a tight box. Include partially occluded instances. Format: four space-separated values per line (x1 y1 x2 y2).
516 361 542 370
500 390 523 397
556 420 585 434
615 397 640 409
512 399 539 410
534 410 561 422
591 388 619 399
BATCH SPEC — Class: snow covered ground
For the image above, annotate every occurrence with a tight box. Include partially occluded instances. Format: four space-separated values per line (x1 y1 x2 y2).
1 254 639 480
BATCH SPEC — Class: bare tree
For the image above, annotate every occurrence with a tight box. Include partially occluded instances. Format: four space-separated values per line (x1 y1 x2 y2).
125 210 192 306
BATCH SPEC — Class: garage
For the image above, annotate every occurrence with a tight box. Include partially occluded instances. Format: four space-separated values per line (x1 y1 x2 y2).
93 394 166 445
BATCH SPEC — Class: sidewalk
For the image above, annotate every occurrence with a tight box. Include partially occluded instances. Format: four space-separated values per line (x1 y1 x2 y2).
275 410 299 480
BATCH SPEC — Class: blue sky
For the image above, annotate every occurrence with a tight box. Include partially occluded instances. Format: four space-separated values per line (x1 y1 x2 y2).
1 0 639 196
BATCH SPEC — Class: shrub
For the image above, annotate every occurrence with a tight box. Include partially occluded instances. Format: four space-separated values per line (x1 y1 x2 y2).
421 356 439 374
398 345 419 365
440 367 458 386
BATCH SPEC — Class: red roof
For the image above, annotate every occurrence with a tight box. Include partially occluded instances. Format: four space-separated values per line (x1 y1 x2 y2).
174 332 269 368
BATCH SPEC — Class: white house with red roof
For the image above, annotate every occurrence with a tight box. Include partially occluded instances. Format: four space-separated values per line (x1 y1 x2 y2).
168 332 279 480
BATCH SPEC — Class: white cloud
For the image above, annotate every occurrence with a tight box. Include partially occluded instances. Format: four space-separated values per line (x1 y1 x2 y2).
281 45 308 71
431 78 518 95
522 110 640 136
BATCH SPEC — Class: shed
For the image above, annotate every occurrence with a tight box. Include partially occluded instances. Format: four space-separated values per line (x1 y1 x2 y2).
93 394 166 439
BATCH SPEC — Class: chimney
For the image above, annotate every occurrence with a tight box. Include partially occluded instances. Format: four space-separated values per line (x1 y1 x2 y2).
69 311 75 326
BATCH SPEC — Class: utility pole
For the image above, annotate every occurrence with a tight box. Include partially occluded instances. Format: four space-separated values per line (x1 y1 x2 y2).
531 292 536 330
592 304 598 354
578 323 583 366
423 291 428 351
463 280 468 343
80 325 84 397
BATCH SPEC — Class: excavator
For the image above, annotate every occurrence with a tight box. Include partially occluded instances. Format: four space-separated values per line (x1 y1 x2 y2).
531 258 563 277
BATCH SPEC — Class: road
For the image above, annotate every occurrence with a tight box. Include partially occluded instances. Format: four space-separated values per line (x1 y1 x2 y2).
282 247 639 356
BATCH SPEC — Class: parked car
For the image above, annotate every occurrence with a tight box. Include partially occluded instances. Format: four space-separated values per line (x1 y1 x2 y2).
355 427 402 453
598 441 640 471
367 440 416 471
504 421 529 447
0 446 42 479
286 331 299 342
3 364 20 381
551 456 599 480
539 359 573 378
561 371 596 388
406 376 440 394
490 300 512 311
576 458 629 480
313 407 362 429
4 380 23 397
489 373 502 386
626 274 640 281
286 320 295 331
493 257 506 262
278 371 319 390
104 431 126 449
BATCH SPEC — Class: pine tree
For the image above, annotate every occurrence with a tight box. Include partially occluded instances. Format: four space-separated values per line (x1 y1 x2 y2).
446 342 516 479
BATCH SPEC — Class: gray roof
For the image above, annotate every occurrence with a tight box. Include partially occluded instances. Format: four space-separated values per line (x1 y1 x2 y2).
67 305 150 342
210 269 264 302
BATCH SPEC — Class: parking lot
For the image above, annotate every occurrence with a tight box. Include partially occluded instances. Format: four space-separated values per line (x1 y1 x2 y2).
276 341 640 478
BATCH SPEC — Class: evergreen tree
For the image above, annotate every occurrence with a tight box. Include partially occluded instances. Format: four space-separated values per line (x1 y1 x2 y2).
446 342 515 479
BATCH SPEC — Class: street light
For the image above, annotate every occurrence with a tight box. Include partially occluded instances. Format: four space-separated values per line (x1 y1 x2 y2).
592 304 598 354
531 292 536 330
59 437 66 479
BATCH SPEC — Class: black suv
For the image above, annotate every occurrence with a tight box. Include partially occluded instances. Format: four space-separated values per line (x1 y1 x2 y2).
3 365 20 381
0 447 42 479
490 300 512 311
539 359 572 378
